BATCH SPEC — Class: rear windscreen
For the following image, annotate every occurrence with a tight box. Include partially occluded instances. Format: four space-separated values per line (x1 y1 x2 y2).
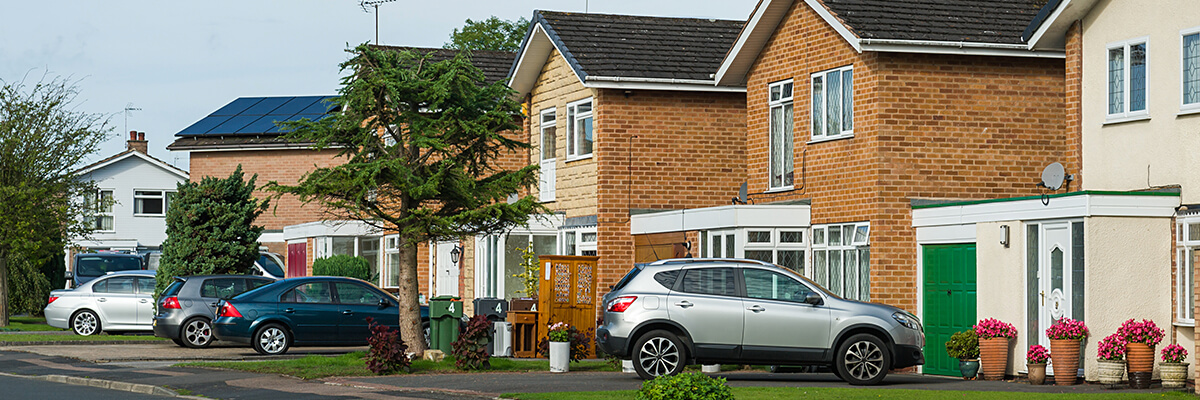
257 254 285 277
75 256 142 277
161 280 185 298
611 264 644 292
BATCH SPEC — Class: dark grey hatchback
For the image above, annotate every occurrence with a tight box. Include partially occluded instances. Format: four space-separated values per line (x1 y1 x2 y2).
154 275 275 348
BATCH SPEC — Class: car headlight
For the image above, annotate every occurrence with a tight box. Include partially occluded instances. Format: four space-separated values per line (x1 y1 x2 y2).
893 312 921 331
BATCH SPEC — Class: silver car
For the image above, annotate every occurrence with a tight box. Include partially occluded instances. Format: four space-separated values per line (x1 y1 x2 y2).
44 270 157 336
595 259 925 385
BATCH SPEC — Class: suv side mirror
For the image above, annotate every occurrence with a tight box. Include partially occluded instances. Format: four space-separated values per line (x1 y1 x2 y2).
805 292 824 306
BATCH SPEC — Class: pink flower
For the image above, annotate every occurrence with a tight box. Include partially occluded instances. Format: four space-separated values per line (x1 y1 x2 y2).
1162 343 1188 363
1027 345 1050 364
1117 319 1164 346
974 318 1017 340
1045 317 1088 341
1097 333 1126 361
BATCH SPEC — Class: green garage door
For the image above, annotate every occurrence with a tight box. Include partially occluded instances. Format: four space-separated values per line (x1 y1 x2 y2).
922 244 977 377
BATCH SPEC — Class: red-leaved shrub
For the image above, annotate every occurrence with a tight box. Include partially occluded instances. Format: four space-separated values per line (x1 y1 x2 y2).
451 315 492 370
364 317 410 374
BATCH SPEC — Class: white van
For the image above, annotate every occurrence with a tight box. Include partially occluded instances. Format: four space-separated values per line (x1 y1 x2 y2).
140 251 286 281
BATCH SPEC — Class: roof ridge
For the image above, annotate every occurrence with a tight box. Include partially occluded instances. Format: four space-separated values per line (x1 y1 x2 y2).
537 9 744 24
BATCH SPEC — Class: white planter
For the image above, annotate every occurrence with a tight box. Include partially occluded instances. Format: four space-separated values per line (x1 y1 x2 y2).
702 364 722 373
549 341 570 373
622 359 635 373
1161 362 1189 389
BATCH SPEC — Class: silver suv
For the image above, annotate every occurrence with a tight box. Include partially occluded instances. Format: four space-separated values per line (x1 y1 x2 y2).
595 259 924 385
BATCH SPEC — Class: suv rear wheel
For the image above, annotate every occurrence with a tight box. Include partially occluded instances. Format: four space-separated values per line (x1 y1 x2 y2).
835 333 890 385
632 330 687 379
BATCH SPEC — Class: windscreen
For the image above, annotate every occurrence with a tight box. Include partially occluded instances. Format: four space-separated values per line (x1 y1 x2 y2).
257 254 285 277
75 256 142 277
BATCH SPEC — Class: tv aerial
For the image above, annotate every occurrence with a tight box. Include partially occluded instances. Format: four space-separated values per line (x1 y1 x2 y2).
359 0 397 45
1036 162 1074 205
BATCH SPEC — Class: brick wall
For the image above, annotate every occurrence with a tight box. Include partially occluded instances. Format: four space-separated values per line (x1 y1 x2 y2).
743 1 1069 312
594 88 748 294
189 149 344 230
1065 20 1084 188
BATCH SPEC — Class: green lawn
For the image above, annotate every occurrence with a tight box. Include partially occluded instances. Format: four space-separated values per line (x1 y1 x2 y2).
0 333 166 342
179 352 620 379
504 387 1198 400
0 316 66 332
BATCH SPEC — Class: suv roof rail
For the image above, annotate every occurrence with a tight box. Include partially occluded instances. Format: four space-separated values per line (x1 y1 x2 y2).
649 258 776 267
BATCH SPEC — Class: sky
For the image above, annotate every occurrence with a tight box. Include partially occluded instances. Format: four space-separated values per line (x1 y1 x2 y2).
2 1 755 170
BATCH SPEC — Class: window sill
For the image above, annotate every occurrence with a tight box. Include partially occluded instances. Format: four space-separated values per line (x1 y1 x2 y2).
133 214 166 218
763 186 794 194
1103 114 1151 125
807 134 854 145
1173 320 1195 328
565 154 593 163
1178 107 1200 117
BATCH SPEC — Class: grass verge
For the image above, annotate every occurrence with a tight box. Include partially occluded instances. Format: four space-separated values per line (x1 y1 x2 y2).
504 387 1198 400
0 333 166 342
179 352 620 379
0 316 66 332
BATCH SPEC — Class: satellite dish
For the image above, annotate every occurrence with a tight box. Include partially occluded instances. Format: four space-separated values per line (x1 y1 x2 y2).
738 183 748 204
1041 162 1066 190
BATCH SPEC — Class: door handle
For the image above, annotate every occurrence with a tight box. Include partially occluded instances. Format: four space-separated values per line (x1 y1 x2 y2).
1040 291 1045 306
97 298 107 302
342 310 354 315
946 290 952 296
284 308 295 314
139 299 148 303
674 301 694 309
747 305 765 313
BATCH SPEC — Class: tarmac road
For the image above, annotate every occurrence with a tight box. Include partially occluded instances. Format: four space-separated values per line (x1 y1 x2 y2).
0 374 169 400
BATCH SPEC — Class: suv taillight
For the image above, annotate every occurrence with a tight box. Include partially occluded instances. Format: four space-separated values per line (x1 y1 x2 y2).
217 303 243 318
606 296 637 312
160 296 181 310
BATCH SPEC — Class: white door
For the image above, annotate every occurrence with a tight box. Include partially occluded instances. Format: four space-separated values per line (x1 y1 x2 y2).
707 230 736 258
1037 222 1075 349
436 241 460 297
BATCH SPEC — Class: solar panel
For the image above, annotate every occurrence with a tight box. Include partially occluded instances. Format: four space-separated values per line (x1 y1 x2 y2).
297 97 337 115
271 97 319 116
208 115 261 135
265 114 327 134
210 98 263 116
235 116 285 134
242 97 290 115
177 116 230 136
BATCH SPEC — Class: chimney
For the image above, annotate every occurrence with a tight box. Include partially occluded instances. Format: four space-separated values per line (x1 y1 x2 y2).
127 130 148 154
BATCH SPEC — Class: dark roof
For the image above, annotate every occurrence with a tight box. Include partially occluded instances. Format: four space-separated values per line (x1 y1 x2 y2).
175 95 336 137
165 135 318 151
370 46 517 85
535 11 745 81
819 0 1051 44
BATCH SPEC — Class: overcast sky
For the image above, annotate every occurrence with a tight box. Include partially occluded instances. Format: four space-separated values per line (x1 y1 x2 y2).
2 1 754 170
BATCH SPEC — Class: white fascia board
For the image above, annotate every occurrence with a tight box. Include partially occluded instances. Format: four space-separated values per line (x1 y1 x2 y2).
72 239 142 248
715 0 787 86
76 151 190 181
1025 0 1072 50
509 23 583 97
172 143 336 153
804 0 862 53
259 231 285 244
912 194 1180 229
631 205 811 235
583 79 746 93
859 42 1066 59
915 224 977 244
282 220 382 241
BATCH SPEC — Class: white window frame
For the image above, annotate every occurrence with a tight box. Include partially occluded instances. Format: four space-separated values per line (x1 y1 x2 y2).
560 226 597 256
810 65 854 142
565 98 594 160
133 189 169 217
540 108 557 162
1176 220 1200 325
383 235 400 289
742 228 807 274
475 231 557 299
768 80 795 190
91 189 115 232
810 222 870 301
1181 27 1200 115
1106 37 1151 123
538 108 557 202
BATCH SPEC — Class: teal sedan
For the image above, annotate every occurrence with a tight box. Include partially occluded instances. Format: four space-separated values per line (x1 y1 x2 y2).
212 276 428 355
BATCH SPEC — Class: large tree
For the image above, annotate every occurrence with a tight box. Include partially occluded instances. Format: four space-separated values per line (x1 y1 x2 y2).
155 166 268 297
444 16 530 52
0 77 110 327
267 44 540 353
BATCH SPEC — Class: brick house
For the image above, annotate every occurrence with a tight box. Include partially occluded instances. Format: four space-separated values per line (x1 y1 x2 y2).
911 0 1200 383
168 47 521 300
492 11 747 306
628 0 1084 377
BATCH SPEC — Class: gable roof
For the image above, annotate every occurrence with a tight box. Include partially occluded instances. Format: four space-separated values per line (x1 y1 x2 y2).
74 149 189 181
1023 0 1102 51
508 10 747 96
716 0 1066 86
369 46 517 85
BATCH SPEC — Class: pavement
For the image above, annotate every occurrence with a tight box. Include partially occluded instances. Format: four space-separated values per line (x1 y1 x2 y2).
0 340 1192 399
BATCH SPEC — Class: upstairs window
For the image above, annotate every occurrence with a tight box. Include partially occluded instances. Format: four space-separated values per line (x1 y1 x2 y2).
1107 38 1149 120
768 80 794 189
88 189 114 231
1183 28 1200 113
134 190 170 216
811 66 854 141
566 99 593 159
540 108 557 161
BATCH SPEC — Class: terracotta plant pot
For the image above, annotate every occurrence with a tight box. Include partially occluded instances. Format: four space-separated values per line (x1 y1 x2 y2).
1049 339 1081 386
1096 359 1126 385
1125 343 1155 374
1027 363 1046 385
1160 362 1189 389
978 337 1010 380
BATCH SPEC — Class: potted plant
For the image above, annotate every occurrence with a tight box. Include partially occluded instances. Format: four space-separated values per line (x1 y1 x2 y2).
1117 318 1163 389
1095 333 1127 385
1045 317 1088 386
548 322 572 373
974 318 1017 380
1026 345 1049 385
1160 343 1189 389
945 330 980 379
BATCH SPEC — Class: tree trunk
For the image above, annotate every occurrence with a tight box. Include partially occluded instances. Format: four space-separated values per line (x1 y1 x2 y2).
0 253 9 327
397 239 426 355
